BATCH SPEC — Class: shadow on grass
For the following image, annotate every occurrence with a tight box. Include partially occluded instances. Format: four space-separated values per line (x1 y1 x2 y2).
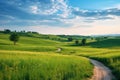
0 43 11 45
87 39 120 48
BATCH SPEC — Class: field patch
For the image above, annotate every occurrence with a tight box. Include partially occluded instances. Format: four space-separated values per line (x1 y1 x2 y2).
0 50 93 80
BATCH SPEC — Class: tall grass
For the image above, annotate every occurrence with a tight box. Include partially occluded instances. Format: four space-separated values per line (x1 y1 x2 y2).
77 50 120 80
0 33 120 80
0 51 93 80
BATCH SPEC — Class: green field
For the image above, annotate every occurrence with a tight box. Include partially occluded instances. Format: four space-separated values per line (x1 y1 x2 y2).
0 51 93 80
0 32 120 80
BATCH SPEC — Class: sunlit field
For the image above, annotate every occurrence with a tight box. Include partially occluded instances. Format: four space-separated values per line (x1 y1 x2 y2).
0 50 93 80
0 32 120 80
1 0 120 80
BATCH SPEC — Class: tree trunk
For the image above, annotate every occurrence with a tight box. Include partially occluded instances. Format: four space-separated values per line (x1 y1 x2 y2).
14 41 16 45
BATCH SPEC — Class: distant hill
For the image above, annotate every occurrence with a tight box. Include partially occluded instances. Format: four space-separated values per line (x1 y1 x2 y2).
91 34 120 37
87 39 120 48
0 30 90 42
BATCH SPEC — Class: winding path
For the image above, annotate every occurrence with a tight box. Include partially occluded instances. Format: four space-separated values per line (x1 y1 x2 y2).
90 59 115 80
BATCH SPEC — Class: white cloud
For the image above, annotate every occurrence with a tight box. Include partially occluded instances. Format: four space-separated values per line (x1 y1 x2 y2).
30 6 38 14
1 0 120 35
26 0 70 17
27 15 120 35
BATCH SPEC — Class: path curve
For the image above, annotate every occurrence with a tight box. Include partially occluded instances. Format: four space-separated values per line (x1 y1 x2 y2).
90 59 115 80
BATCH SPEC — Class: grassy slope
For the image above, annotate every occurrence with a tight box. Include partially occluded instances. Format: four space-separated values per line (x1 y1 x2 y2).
0 33 120 80
0 33 93 80
0 51 93 80
0 33 62 52
87 38 120 48
71 39 120 80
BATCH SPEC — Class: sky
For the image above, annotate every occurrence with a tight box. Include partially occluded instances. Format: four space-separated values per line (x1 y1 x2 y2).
0 0 120 35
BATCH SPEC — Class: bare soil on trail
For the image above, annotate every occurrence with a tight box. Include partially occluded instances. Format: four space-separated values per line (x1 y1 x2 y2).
90 59 115 80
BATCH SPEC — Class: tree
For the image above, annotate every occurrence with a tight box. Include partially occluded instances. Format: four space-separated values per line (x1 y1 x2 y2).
32 31 39 34
4 29 11 33
91 37 94 40
9 33 19 45
75 40 79 45
81 39 86 45
68 37 73 42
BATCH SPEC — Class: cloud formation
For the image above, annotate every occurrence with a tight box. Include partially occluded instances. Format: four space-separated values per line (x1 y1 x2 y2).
0 0 71 26
72 8 120 20
0 0 120 35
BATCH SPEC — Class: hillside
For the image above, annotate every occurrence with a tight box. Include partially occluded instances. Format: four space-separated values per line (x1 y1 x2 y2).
0 32 94 80
0 32 120 80
87 38 120 48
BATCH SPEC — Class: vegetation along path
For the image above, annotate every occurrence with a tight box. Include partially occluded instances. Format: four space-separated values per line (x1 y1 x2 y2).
90 59 115 80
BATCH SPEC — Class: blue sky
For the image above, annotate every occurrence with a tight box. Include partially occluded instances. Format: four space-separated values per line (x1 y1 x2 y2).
69 0 120 9
0 0 120 35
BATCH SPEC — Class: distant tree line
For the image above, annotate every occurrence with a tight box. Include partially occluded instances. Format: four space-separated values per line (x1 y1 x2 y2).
0 29 109 46
0 29 39 34
0 29 68 43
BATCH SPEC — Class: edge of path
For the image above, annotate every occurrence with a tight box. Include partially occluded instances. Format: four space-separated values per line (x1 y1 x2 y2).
89 59 116 80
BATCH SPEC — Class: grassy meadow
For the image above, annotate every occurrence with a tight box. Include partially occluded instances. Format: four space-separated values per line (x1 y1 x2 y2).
0 51 93 80
0 32 120 80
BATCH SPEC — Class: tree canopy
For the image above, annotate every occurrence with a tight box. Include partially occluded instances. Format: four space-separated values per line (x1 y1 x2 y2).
9 33 19 45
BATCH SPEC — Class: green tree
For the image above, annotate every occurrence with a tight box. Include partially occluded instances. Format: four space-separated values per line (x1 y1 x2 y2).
9 33 19 45
68 37 73 42
75 40 79 45
81 39 86 45
4 29 11 33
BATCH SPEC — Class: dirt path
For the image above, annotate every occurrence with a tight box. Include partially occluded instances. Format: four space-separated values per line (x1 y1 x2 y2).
90 59 115 80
